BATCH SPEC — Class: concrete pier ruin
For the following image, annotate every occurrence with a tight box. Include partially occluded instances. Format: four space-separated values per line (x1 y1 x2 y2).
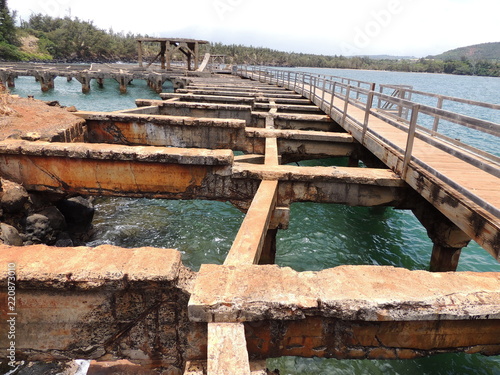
0 67 499 374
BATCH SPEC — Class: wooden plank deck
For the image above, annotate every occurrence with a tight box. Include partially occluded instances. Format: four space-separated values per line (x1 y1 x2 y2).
242 71 499 260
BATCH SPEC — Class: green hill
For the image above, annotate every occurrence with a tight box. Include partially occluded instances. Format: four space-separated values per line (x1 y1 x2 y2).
431 42 500 61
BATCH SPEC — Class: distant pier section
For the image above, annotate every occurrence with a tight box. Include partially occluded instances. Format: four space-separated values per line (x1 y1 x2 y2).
0 38 211 94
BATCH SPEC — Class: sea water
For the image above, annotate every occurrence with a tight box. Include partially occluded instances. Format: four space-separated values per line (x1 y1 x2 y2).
9 71 500 375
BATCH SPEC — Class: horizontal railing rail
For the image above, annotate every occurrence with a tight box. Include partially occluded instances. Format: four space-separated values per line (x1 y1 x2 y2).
237 66 500 219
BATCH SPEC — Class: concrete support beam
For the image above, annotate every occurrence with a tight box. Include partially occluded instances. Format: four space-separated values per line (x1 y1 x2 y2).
2 246 500 365
254 102 323 114
136 99 253 124
78 112 355 160
224 180 278 265
207 323 251 375
78 111 248 149
161 93 256 107
0 140 240 201
0 245 200 371
250 112 340 131
189 264 500 322
177 88 302 99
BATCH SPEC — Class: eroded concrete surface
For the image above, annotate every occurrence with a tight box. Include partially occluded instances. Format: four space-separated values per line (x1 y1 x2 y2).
1 245 499 372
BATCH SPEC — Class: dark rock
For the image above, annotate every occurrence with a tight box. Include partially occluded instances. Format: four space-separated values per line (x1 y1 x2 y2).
1 180 29 213
57 196 95 228
55 232 74 247
0 222 23 246
25 214 53 244
37 206 67 231
0 361 81 375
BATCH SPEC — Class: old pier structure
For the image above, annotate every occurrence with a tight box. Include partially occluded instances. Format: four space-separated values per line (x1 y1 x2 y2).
0 63 499 374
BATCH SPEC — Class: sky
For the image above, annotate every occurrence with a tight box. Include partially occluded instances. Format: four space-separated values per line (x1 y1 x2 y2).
10 0 500 57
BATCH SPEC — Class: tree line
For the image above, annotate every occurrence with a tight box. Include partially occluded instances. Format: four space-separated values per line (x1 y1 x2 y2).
0 1 499 77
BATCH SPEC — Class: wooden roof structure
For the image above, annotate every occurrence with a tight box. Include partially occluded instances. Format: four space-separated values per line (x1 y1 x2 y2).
137 38 209 71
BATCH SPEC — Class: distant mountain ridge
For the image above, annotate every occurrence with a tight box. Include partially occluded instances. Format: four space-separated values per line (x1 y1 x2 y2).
356 55 416 60
430 42 500 61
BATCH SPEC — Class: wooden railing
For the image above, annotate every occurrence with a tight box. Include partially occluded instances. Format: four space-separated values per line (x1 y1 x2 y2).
236 66 500 219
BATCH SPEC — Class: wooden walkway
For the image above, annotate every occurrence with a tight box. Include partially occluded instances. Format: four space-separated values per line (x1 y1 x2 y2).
239 67 500 262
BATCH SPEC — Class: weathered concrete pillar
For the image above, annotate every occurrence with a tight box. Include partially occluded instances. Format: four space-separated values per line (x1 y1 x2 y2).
1 72 17 88
412 201 471 272
97 77 104 88
75 73 91 93
148 74 164 93
259 206 290 265
116 74 133 94
7 75 16 88
67 76 72 82
36 72 55 92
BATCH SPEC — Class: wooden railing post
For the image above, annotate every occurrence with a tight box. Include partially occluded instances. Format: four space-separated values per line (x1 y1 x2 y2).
312 76 317 101
341 85 351 126
433 97 444 133
362 85 376 144
330 81 336 114
402 104 421 179
321 78 327 107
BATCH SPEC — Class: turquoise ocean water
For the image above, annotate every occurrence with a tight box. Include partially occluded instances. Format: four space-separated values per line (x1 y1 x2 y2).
9 70 500 374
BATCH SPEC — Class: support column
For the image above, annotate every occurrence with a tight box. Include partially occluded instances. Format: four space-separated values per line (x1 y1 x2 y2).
160 41 167 70
412 201 471 272
194 41 200 71
5 74 17 88
75 74 91 93
116 74 133 94
138 40 143 68
97 77 104 88
166 42 172 70
259 228 277 265
36 72 55 92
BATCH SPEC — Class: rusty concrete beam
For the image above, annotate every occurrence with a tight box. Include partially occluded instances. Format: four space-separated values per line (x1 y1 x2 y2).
254 102 323 114
245 128 354 143
232 164 405 187
251 112 340 132
0 141 406 207
3 246 500 366
176 89 302 99
224 180 278 266
207 323 251 375
244 317 500 360
0 245 201 371
189 264 500 322
78 111 248 149
135 99 253 124
79 112 355 160
0 140 244 201
160 93 256 107
188 264 500 358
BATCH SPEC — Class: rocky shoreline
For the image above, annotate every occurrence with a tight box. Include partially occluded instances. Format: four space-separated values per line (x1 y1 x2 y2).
0 179 95 247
